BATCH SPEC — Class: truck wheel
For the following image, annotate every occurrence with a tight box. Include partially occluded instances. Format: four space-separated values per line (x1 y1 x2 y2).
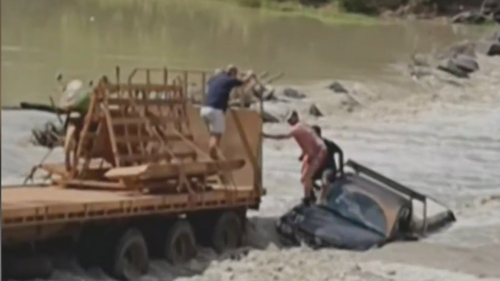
108 228 149 281
164 220 197 265
3 255 53 280
77 228 107 268
211 211 243 254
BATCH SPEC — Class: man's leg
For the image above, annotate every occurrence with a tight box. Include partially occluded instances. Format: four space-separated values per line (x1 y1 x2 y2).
300 155 315 200
208 133 222 160
320 168 336 202
208 109 226 160
303 149 327 201
201 107 225 160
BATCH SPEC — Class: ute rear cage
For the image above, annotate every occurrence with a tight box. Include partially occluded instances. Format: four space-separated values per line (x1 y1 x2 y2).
345 159 455 236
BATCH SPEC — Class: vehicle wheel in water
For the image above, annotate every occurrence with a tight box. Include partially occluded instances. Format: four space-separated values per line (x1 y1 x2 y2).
3 255 53 280
211 211 243 254
164 220 197 265
108 228 149 281
77 227 107 268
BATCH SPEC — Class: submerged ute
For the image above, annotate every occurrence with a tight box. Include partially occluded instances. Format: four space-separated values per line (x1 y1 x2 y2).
276 160 456 250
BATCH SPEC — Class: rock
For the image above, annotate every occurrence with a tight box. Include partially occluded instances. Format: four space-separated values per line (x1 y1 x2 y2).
308 104 323 117
327 81 349 94
282 87 306 99
411 53 432 66
493 9 500 23
488 42 500 56
450 54 479 73
437 59 470 78
476 40 500 56
482 0 500 15
440 40 476 59
450 11 487 24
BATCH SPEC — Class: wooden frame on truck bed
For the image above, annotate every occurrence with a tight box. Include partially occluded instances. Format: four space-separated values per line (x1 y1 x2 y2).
2 67 265 245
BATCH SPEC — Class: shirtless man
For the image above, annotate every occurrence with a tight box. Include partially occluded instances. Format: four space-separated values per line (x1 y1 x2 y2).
263 110 327 204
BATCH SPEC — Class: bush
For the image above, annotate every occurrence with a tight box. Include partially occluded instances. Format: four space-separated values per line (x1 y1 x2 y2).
338 0 408 14
297 0 332 6
236 0 263 8
238 0 332 8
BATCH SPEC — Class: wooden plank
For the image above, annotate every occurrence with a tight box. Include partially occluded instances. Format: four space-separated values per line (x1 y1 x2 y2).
230 110 263 195
107 98 188 106
40 161 113 177
63 179 125 189
118 150 197 163
1 189 258 231
104 165 149 179
113 134 193 143
105 84 183 92
40 163 68 177
111 117 162 126
109 118 189 126
104 159 246 180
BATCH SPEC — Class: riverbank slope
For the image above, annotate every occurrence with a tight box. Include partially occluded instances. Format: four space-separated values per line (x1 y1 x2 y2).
223 0 500 24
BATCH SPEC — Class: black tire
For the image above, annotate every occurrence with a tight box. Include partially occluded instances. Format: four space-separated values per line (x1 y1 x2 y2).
164 220 197 265
3 255 53 280
211 211 243 254
108 228 149 281
77 227 107 269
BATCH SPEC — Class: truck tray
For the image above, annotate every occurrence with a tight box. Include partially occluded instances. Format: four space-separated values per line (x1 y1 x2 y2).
2 185 257 230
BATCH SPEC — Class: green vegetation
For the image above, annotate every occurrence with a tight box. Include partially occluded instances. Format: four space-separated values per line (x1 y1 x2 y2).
221 0 491 22
218 0 383 24
224 0 404 14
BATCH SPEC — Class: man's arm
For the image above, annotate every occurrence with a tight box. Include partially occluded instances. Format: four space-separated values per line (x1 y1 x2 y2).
241 71 256 85
298 152 305 161
232 71 256 88
262 132 292 140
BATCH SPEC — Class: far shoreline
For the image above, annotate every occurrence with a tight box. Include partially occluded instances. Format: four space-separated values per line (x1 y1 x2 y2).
217 0 381 25
216 0 499 26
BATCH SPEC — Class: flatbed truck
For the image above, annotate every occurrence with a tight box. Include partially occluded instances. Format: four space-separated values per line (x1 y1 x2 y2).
2 68 265 280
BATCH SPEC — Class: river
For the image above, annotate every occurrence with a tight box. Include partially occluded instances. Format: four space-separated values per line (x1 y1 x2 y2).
2 0 500 280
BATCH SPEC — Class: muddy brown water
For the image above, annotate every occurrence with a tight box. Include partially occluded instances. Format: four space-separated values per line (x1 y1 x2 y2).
1 0 491 106
2 1 500 281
